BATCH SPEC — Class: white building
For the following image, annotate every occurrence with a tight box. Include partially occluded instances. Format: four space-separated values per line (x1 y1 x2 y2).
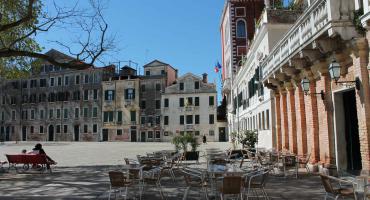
161 73 218 142
229 6 301 149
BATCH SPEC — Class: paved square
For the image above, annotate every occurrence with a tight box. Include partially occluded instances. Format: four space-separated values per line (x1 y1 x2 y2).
0 142 329 199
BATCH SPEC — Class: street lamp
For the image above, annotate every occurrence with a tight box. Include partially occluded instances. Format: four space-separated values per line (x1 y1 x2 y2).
301 77 325 100
328 59 361 90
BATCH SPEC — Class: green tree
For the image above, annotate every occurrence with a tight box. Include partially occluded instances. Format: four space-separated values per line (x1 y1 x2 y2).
0 0 115 78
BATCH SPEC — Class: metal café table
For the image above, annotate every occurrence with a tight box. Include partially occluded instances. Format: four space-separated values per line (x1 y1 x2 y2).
339 170 370 200
207 164 245 196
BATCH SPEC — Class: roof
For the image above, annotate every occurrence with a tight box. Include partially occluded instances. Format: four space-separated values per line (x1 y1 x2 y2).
143 59 178 71
45 49 76 63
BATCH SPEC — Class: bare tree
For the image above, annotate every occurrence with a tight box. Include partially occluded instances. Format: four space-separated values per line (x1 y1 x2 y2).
0 0 115 77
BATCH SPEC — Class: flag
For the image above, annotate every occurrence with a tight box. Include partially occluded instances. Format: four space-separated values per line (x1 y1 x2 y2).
214 61 222 73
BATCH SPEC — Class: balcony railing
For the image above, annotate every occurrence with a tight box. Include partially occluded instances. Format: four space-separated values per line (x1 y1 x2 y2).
262 0 355 80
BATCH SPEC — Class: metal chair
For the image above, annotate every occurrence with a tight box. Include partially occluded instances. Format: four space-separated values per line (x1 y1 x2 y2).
142 167 166 200
297 152 311 174
181 168 208 200
243 169 270 200
219 176 243 200
108 171 132 200
319 174 355 200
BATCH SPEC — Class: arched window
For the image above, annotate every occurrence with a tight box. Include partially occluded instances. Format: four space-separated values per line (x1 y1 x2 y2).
236 20 246 38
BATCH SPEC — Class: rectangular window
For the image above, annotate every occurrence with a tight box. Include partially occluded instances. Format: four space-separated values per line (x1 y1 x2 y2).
73 91 80 100
141 84 146 92
56 109 61 119
84 75 89 84
40 79 46 87
155 131 160 139
75 75 80 84
56 125 61 133
50 78 55 87
262 111 265 130
179 82 184 91
209 130 215 136
145 71 150 76
141 116 146 125
195 131 200 136
186 115 193 124
1 111 4 121
258 113 262 130
117 111 122 122
194 81 200 89
187 97 193 106
148 131 153 138
117 129 122 135
1 96 5 105
209 114 214 124
164 116 169 125
125 88 135 99
141 100 146 109
83 107 88 118
30 109 35 120
180 115 184 125
64 76 69 86
195 97 199 106
84 125 88 133
39 110 44 119
209 96 215 106
30 126 34 134
155 116 160 125
64 125 68 133
75 108 79 118
93 89 98 100
22 81 28 88
195 115 200 124
105 90 115 101
161 70 165 75
57 77 62 86
156 83 161 91
40 126 44 133
93 124 97 133
266 109 270 130
130 111 136 122
64 108 68 119
164 98 169 107
92 107 97 118
84 90 89 101
179 98 184 107
49 109 53 119
103 111 114 122
155 100 160 109
12 110 16 120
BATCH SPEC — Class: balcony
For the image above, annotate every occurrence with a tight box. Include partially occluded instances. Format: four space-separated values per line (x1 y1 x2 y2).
222 78 231 94
185 125 194 130
262 0 358 81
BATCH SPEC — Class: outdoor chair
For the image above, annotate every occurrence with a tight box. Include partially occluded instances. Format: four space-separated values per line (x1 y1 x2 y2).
142 167 166 200
181 168 208 200
219 176 243 200
319 174 355 200
124 158 139 165
282 155 298 178
160 156 176 182
297 152 311 174
108 171 133 200
243 169 270 200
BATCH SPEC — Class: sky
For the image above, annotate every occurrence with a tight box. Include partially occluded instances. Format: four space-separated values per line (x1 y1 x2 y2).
37 0 291 102
37 0 225 93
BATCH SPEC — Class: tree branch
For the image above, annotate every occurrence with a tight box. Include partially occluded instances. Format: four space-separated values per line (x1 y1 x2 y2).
0 0 36 32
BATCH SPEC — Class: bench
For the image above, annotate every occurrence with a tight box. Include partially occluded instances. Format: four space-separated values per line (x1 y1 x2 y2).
6 154 55 173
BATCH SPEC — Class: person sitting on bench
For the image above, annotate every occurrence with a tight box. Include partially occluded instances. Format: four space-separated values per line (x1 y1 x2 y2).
32 143 57 169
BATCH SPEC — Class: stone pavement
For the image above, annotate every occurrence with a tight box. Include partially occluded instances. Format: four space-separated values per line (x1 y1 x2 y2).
0 142 336 199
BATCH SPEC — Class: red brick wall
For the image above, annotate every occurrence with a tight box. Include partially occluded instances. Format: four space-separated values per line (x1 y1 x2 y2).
275 93 282 150
295 86 307 156
280 91 289 149
287 87 297 154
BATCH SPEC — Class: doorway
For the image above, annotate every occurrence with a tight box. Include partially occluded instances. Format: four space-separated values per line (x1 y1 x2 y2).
102 129 108 141
334 89 362 170
48 125 54 141
343 90 361 170
219 127 227 142
74 125 80 141
22 126 27 141
131 130 137 142
140 132 146 142
5 126 10 141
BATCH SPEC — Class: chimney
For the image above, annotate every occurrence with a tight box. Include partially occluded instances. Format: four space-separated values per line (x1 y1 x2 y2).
202 73 208 83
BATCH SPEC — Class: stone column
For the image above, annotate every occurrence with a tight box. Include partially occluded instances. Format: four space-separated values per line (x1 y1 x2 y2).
275 92 282 150
280 89 289 150
354 38 370 170
287 84 298 154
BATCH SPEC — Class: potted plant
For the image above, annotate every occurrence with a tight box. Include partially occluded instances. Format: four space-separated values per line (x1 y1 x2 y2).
240 130 257 150
172 133 199 161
